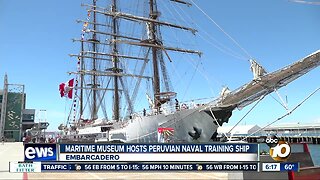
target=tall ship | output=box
[58,0,320,143]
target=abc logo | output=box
[265,135,279,147]
[24,144,56,161]
[265,135,291,161]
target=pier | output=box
[242,136,320,144]
[217,123,320,144]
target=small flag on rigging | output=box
[59,79,74,99]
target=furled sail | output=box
[215,50,320,109]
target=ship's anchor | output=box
[188,127,202,140]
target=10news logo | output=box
[265,135,291,162]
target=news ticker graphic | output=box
[58,144,258,162]
[262,163,299,172]
[9,162,259,172]
[10,161,300,173]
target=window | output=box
[22,114,35,122]
[110,133,126,141]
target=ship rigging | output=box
[58,0,320,143]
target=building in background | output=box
[22,109,36,134]
[217,125,263,137]
[264,123,320,136]
[0,74,37,141]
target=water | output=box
[308,144,320,166]
[259,143,320,166]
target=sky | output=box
[0,0,320,131]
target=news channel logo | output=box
[264,135,291,162]
[24,144,57,161]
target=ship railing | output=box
[79,119,113,128]
[133,97,216,117]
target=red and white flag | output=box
[59,79,74,99]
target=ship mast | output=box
[91,0,98,119]
[111,0,120,121]
[69,0,201,120]
[149,0,161,111]
[80,36,84,118]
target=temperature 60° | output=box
[284,164,294,170]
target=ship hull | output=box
[85,107,233,143]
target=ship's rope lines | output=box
[269,93,289,111]
[241,86,320,141]
[162,2,222,100]
[274,89,289,110]
[162,32,222,101]
[97,78,111,120]
[162,42,219,102]
[161,2,199,97]
[64,98,69,125]
[157,25,199,101]
[189,55,221,96]
[97,92,108,120]
[227,93,267,140]
[177,7,247,61]
[77,5,100,120]
[164,1,218,100]
[189,0,253,61]
[84,34,94,118]
[158,26,175,94]
[123,1,149,114]
[116,0,143,118]
[180,53,220,101]
[104,9,113,119]
[181,58,200,99]
[160,2,194,87]
[123,51,149,117]
[83,86,93,119]
[168,2,247,61]
[66,98,74,125]
[97,13,112,120]
[87,11,106,119]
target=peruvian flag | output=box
[59,79,74,99]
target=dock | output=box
[216,123,320,144]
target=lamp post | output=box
[39,109,47,139]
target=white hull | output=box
[77,107,233,143]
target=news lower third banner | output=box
[9,162,259,172]
[58,144,259,162]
